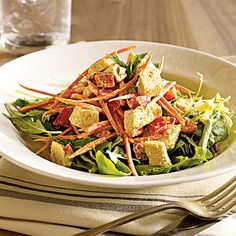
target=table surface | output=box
[1,0,236,65]
[0,1,236,235]
[71,0,236,57]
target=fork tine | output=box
[202,182,236,207]
[209,192,236,213]
[201,175,236,201]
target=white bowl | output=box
[0,40,235,188]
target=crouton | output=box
[69,106,99,128]
[143,141,171,166]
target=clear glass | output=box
[0,0,71,55]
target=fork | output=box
[75,175,236,236]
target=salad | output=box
[4,46,233,177]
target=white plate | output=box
[0,40,235,188]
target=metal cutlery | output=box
[75,175,236,236]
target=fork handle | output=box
[75,203,181,236]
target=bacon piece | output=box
[53,107,73,127]
[147,116,167,136]
[181,119,198,133]
[127,96,151,109]
[95,73,115,88]
[163,87,177,101]
[63,144,73,154]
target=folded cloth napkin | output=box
[0,156,235,236]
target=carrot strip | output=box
[116,107,124,121]
[123,134,138,176]
[140,54,151,71]
[61,127,73,136]
[68,77,137,103]
[104,45,136,59]
[68,133,117,158]
[99,100,120,135]
[54,97,102,112]
[19,83,56,97]
[83,120,110,132]
[158,97,185,124]
[147,81,176,108]
[18,98,55,113]
[71,124,80,135]
[70,94,101,107]
[77,124,112,139]
[108,94,137,102]
[174,84,195,94]
[113,112,125,135]
[35,141,52,155]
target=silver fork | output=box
[75,175,236,236]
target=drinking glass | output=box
[0,0,71,55]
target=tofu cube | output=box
[104,64,127,82]
[69,106,99,128]
[159,124,181,150]
[87,58,110,78]
[50,141,72,167]
[143,141,171,166]
[124,103,162,132]
[137,60,163,96]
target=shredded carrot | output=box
[99,100,120,135]
[113,112,125,135]
[174,84,195,94]
[147,81,176,108]
[140,54,151,71]
[70,94,101,107]
[158,97,185,124]
[18,98,55,113]
[19,83,56,97]
[116,107,124,121]
[108,94,137,102]
[54,97,102,112]
[68,133,117,159]
[77,124,112,139]
[104,45,136,59]
[83,120,110,132]
[35,141,52,155]
[71,124,80,135]
[123,134,138,176]
[67,77,137,103]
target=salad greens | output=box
[3,46,233,177]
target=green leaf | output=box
[136,146,212,176]
[126,53,148,78]
[96,151,129,176]
[10,117,61,135]
[110,55,127,68]
[106,150,131,174]
[72,155,97,173]
[54,137,96,151]
[96,141,113,152]
[111,135,123,149]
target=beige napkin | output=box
[0,47,236,236]
[0,156,235,236]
